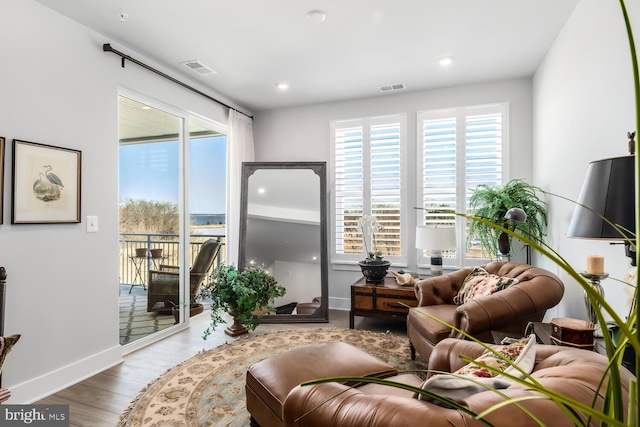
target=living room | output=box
[0,0,638,422]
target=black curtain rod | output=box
[103,43,252,120]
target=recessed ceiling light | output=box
[276,82,290,91]
[258,187,266,194]
[438,56,454,66]
[141,105,151,110]
[306,10,327,23]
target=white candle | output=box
[586,255,605,275]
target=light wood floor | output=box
[35,310,408,427]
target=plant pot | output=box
[358,260,391,284]
[150,248,163,259]
[225,305,248,337]
[498,231,510,255]
[135,247,148,258]
[171,303,204,324]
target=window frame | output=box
[330,113,408,267]
[416,103,509,269]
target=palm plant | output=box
[468,179,547,259]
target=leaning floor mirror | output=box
[239,161,329,323]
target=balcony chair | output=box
[407,262,564,361]
[147,239,221,312]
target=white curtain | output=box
[226,109,255,266]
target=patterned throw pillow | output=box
[453,267,519,305]
[0,334,20,373]
[417,335,536,404]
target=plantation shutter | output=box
[417,104,508,266]
[332,114,406,265]
[333,119,365,257]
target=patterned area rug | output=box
[119,292,175,345]
[117,328,426,426]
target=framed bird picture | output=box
[12,139,81,224]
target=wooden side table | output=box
[350,276,418,328]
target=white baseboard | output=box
[6,345,123,404]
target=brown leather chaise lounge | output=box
[407,262,565,360]
[282,338,634,426]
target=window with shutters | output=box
[331,114,406,266]
[417,103,508,267]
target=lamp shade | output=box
[505,207,527,223]
[416,226,457,249]
[567,155,635,240]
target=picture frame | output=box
[12,139,81,224]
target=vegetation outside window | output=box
[417,103,509,268]
[331,114,407,266]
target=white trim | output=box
[7,345,123,404]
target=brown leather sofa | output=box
[407,262,564,361]
[283,338,633,426]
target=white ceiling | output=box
[35,0,579,113]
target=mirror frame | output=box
[239,161,329,323]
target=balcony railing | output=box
[119,232,226,287]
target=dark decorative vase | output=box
[225,305,248,337]
[498,231,511,255]
[358,260,391,284]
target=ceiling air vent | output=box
[379,83,406,93]
[181,60,217,76]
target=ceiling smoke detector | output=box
[379,83,406,93]
[181,60,217,76]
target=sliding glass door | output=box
[118,95,227,346]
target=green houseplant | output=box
[199,263,286,339]
[468,178,548,259]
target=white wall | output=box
[253,79,534,307]
[533,0,639,321]
[1,0,238,403]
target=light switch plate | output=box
[87,215,98,232]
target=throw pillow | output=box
[0,334,21,373]
[453,267,519,305]
[417,334,536,405]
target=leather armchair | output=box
[283,338,633,427]
[407,262,564,361]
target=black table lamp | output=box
[567,154,636,265]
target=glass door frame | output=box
[119,88,228,351]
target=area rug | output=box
[117,328,426,426]
[119,292,175,345]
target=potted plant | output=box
[199,263,286,339]
[357,215,391,283]
[468,178,547,259]
[169,299,204,325]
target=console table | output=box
[350,276,418,328]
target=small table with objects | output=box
[127,254,168,293]
[350,275,419,329]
